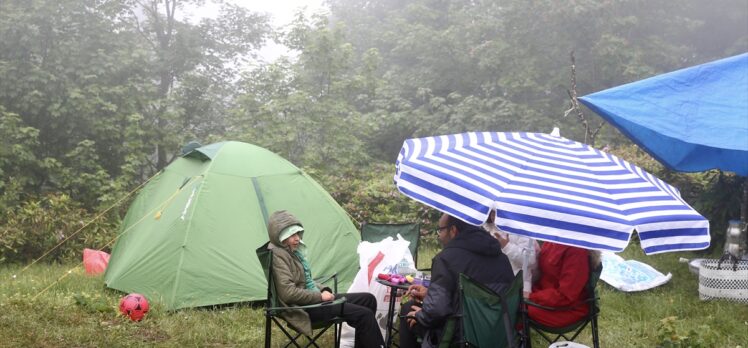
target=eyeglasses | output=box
[433,223,454,235]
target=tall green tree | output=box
[120,0,271,171]
[0,0,152,207]
[230,13,371,171]
[326,0,748,154]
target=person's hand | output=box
[407,284,428,302]
[406,305,421,328]
[321,290,334,302]
[492,231,509,248]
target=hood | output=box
[267,210,304,248]
[445,225,501,256]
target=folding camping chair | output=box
[256,242,346,348]
[523,260,603,348]
[438,271,525,348]
[360,222,421,266]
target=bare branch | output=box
[127,5,157,51]
[567,51,603,146]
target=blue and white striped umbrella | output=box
[394,132,710,254]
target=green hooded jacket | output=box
[266,210,326,336]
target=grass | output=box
[1,239,747,347]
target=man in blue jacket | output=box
[399,213,515,347]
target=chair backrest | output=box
[361,222,420,264]
[255,242,280,310]
[459,271,523,348]
[588,261,603,312]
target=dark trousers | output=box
[399,300,427,348]
[306,292,384,348]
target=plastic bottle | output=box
[397,257,410,275]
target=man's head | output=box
[436,213,469,247]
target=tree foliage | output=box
[0,0,746,261]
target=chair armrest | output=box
[523,297,596,312]
[314,273,339,293]
[267,297,346,312]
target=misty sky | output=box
[184,0,327,61]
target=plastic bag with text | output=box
[340,235,414,348]
[600,252,671,292]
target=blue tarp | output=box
[580,53,748,176]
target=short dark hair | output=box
[445,214,471,233]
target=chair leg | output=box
[334,322,341,348]
[521,303,532,348]
[265,315,272,348]
[591,316,600,348]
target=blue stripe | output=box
[468,142,647,186]
[500,225,623,252]
[498,197,631,226]
[424,143,659,196]
[505,133,599,160]
[399,166,495,201]
[476,136,621,173]
[632,214,707,224]
[402,151,509,193]
[398,172,487,211]
[497,209,631,240]
[501,135,621,168]
[421,139,666,195]
[638,228,709,239]
[397,186,486,225]
[500,185,682,213]
[642,242,710,254]
[623,204,704,215]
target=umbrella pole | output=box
[743,177,747,224]
[742,178,747,258]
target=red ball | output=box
[119,293,149,321]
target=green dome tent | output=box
[104,141,360,310]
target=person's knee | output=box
[360,293,377,310]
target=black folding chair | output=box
[437,271,525,348]
[523,260,603,348]
[256,242,346,348]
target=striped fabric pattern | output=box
[394,132,710,255]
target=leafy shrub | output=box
[0,193,118,263]
[310,162,443,249]
[656,316,714,348]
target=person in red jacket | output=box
[527,242,593,328]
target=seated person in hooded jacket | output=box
[399,213,515,348]
[267,210,384,348]
[527,241,600,328]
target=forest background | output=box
[1,0,747,264]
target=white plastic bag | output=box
[340,234,415,348]
[600,252,671,292]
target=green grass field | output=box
[1,242,746,347]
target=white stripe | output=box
[433,143,657,193]
[398,162,498,204]
[498,218,630,251]
[626,209,706,221]
[496,201,632,232]
[636,220,710,231]
[639,234,711,249]
[396,177,488,222]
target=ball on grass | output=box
[119,293,149,321]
